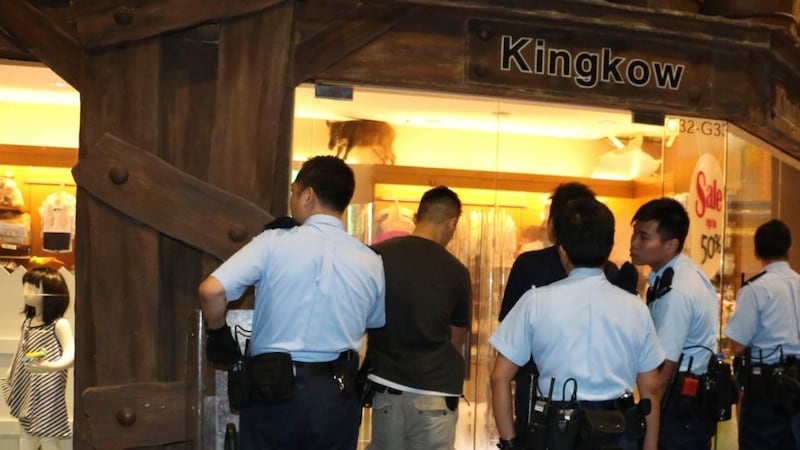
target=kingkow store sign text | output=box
[500,35,686,90]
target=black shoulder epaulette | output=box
[263,216,299,231]
[646,267,674,305]
[743,271,766,287]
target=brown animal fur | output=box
[326,120,396,165]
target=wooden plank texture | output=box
[75,41,163,447]
[157,28,218,398]
[294,2,419,84]
[83,382,187,449]
[72,0,285,48]
[0,33,35,61]
[210,4,294,215]
[314,7,755,129]
[0,0,82,88]
[73,134,273,261]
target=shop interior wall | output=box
[0,102,79,149]
[293,116,648,261]
[0,164,76,270]
[0,94,77,449]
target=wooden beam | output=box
[293,3,419,84]
[0,32,35,61]
[72,134,274,261]
[72,0,286,49]
[210,4,295,215]
[0,0,82,89]
[83,381,187,449]
[370,0,773,49]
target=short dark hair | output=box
[755,219,791,260]
[632,197,690,252]
[416,186,461,224]
[22,266,69,325]
[549,182,596,223]
[553,197,615,267]
[294,156,355,212]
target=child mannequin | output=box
[2,267,74,450]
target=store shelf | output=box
[366,164,642,198]
[0,144,77,168]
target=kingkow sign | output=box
[500,35,686,90]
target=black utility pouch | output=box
[525,399,551,450]
[581,409,625,449]
[622,398,650,441]
[777,360,800,414]
[356,359,374,406]
[227,358,249,410]
[547,405,581,450]
[700,358,737,421]
[247,352,294,403]
[772,368,800,415]
[359,378,376,407]
[747,364,771,400]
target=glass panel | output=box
[661,115,727,321]
[722,129,773,339]
[288,84,800,449]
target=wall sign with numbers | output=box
[688,152,725,278]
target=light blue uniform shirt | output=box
[490,268,664,401]
[212,214,386,362]
[648,254,718,374]
[723,261,800,364]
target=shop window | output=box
[289,84,800,449]
[293,83,679,449]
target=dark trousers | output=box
[658,411,716,450]
[739,396,796,450]
[238,373,361,450]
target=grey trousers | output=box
[368,390,458,450]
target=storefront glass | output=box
[292,84,800,450]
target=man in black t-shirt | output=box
[366,186,471,450]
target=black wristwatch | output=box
[497,436,520,449]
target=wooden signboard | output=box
[466,18,712,108]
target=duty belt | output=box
[292,360,335,377]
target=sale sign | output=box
[687,152,725,278]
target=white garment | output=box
[39,192,76,235]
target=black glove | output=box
[264,216,298,230]
[614,261,639,295]
[206,324,242,365]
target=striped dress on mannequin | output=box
[2,318,71,437]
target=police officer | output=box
[491,197,664,450]
[199,156,386,450]
[629,197,718,450]
[498,182,638,439]
[723,219,800,450]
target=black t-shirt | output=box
[367,235,471,394]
